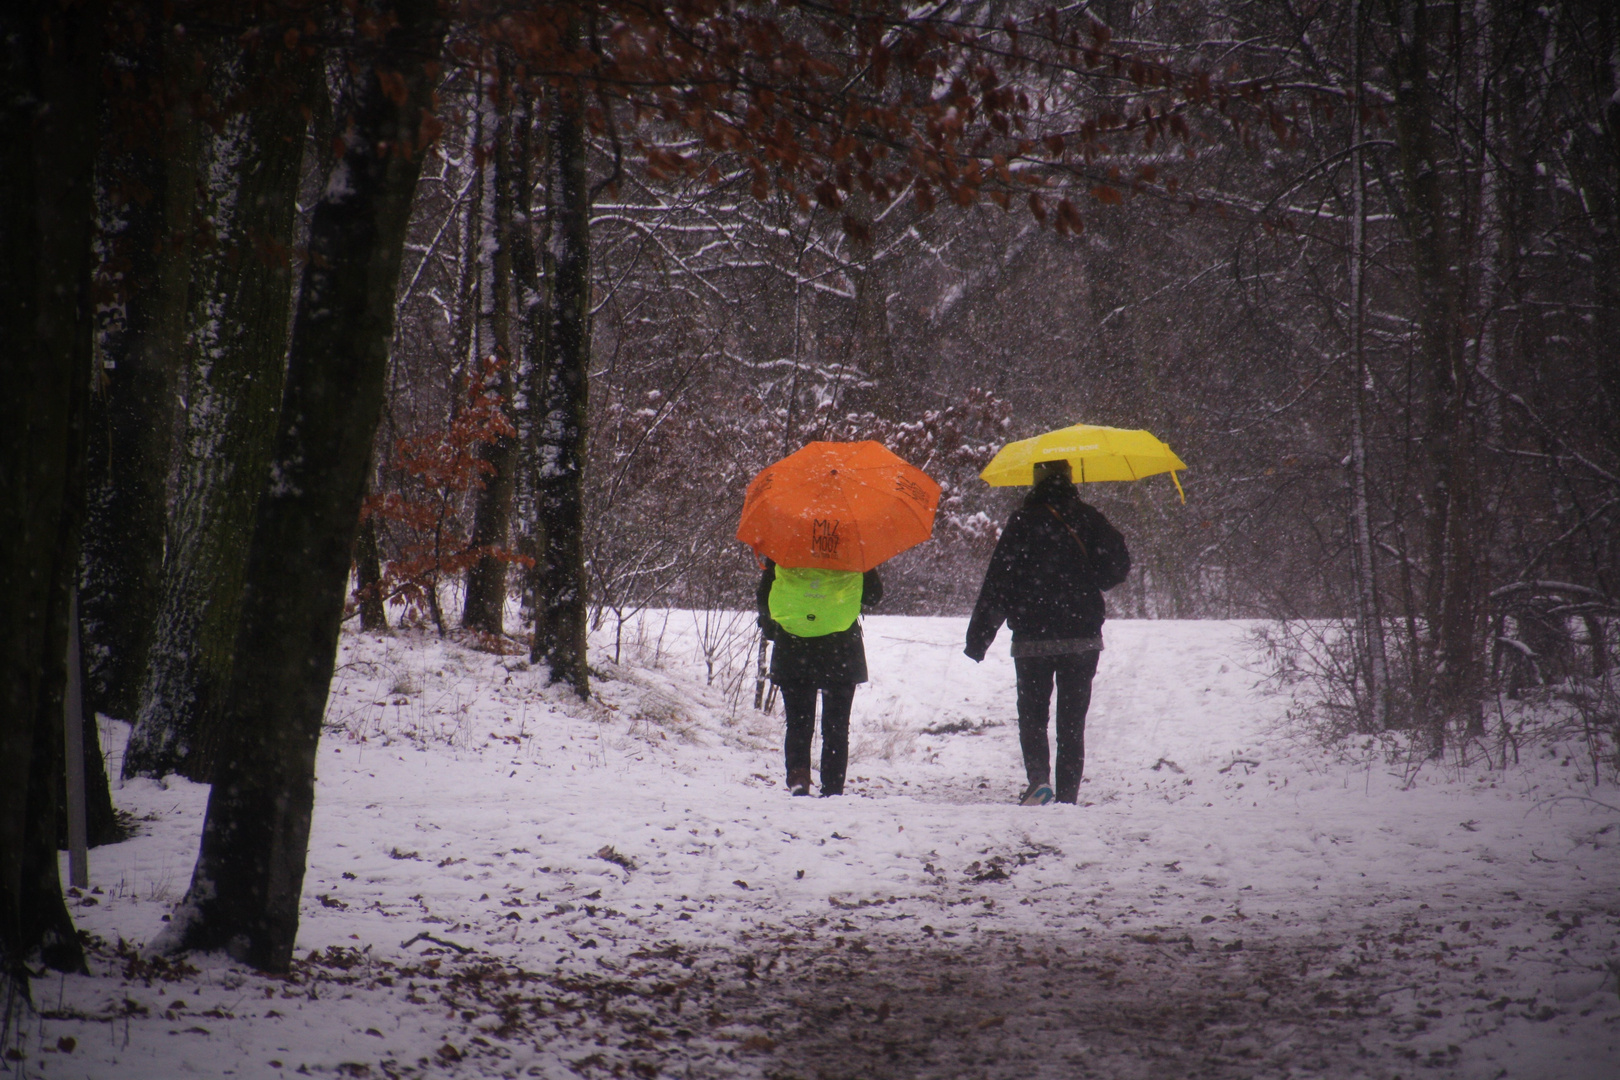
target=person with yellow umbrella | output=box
[965,424,1185,806]
[738,441,940,797]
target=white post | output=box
[64,587,89,888]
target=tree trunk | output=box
[842,194,898,418]
[528,80,592,696]
[1386,0,1483,746]
[448,77,484,398]
[0,0,101,983]
[462,372,519,634]
[463,71,520,636]
[1347,0,1390,733]
[78,709,122,849]
[1592,3,1620,476]
[125,35,315,783]
[354,505,389,633]
[78,12,201,846]
[80,9,192,726]
[156,1,446,974]
[512,85,549,637]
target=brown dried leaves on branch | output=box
[454,2,1249,234]
[359,357,532,633]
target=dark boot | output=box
[787,768,812,796]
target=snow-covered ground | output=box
[25,614,1620,1079]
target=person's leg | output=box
[779,681,817,791]
[1052,651,1100,803]
[817,683,856,795]
[1014,656,1058,789]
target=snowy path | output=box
[31,617,1620,1079]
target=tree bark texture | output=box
[529,83,592,696]
[158,1,447,973]
[125,37,315,783]
[448,77,484,395]
[0,0,102,982]
[79,11,194,727]
[513,86,549,634]
[463,74,521,636]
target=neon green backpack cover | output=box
[768,567,863,638]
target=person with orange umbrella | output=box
[739,441,939,797]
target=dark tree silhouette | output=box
[1,0,102,985]
[157,0,448,972]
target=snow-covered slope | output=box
[30,615,1620,1079]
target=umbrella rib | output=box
[833,473,860,567]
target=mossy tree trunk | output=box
[80,10,195,730]
[124,31,316,783]
[158,0,446,974]
[75,9,203,848]
[528,79,591,696]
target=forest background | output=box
[4,0,1616,991]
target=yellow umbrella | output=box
[980,423,1188,502]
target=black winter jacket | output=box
[964,478,1130,662]
[757,561,883,686]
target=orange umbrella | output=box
[737,441,941,572]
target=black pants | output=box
[1014,651,1099,804]
[779,681,856,795]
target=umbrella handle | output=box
[1171,470,1186,504]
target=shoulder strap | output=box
[1045,503,1090,561]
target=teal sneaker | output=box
[1019,784,1055,806]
